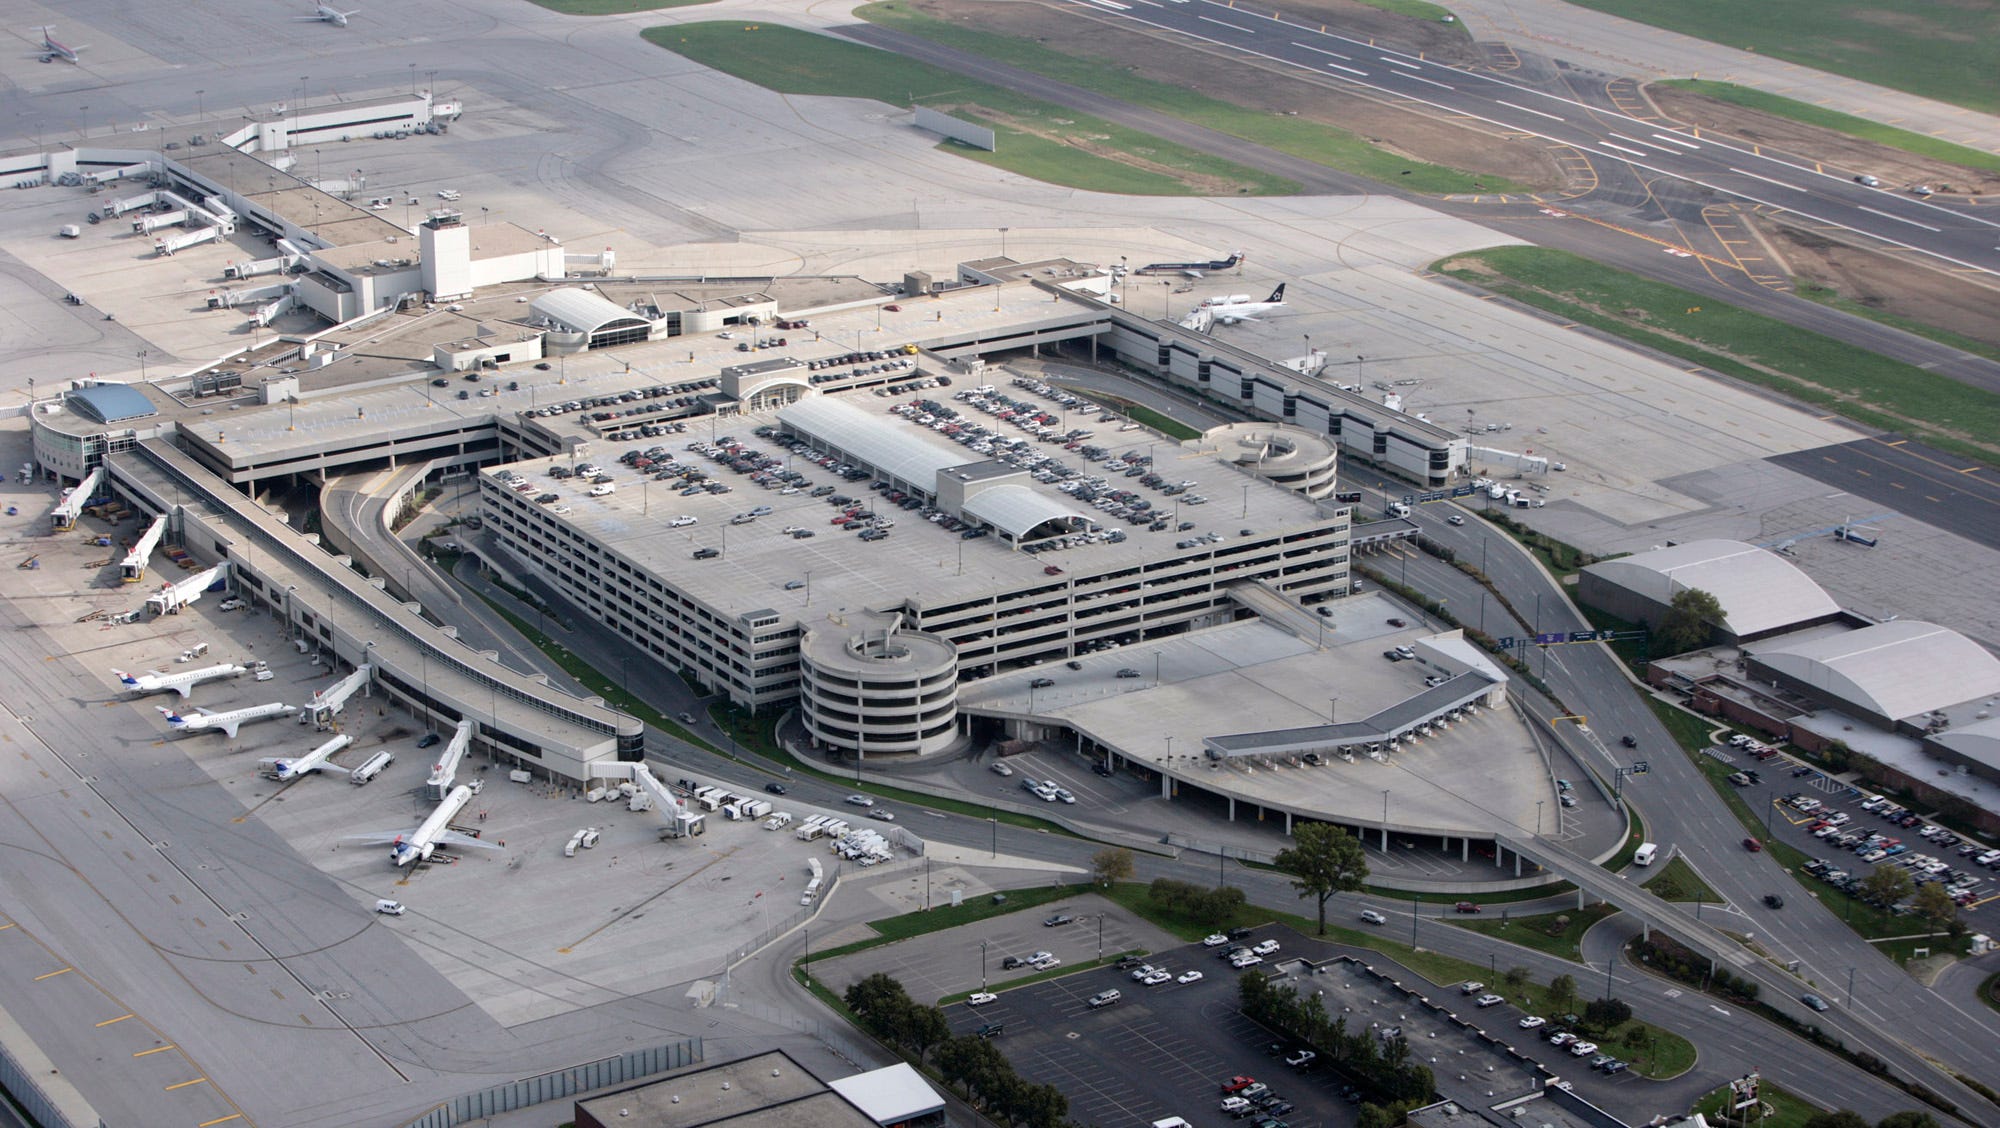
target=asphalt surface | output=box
[1768,437,2000,553]
[1046,0,2000,275]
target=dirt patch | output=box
[1647,86,2000,199]
[1758,219,2000,349]
[907,0,1566,190]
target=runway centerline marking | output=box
[1651,132,1701,149]
[1727,167,1807,192]
[1495,100,1563,122]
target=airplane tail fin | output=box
[156,705,185,726]
[114,669,139,686]
[1267,284,1285,304]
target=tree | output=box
[1910,882,1957,940]
[1875,1112,1940,1128]
[1800,1112,1869,1128]
[1657,587,1723,655]
[844,972,908,1022]
[1860,864,1914,908]
[1547,974,1577,1015]
[1192,885,1247,927]
[1274,822,1369,935]
[1583,996,1632,1032]
[903,1004,950,1063]
[1091,847,1134,887]
[1502,966,1531,994]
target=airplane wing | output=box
[343,829,416,845]
[216,719,242,738]
[174,683,198,698]
[437,830,502,851]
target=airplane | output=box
[35,26,84,63]
[346,784,500,867]
[114,664,247,699]
[259,733,354,782]
[296,4,360,26]
[156,702,297,739]
[1134,251,1243,277]
[1209,284,1286,325]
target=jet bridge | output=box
[145,561,228,615]
[604,762,705,839]
[306,662,373,729]
[120,514,169,583]
[424,719,475,800]
[49,468,104,530]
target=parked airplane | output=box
[1209,284,1286,325]
[35,26,84,63]
[156,702,297,738]
[115,664,247,699]
[259,733,354,782]
[1134,251,1243,277]
[347,784,499,866]
[296,4,360,25]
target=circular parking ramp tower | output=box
[800,615,959,758]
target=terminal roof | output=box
[67,384,159,424]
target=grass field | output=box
[1690,1079,1823,1128]
[1797,282,2000,365]
[1569,0,2000,115]
[531,0,712,12]
[1434,246,2000,465]
[1659,81,2000,171]
[1643,856,1720,905]
[644,23,1299,196]
[856,2,1522,195]
[1450,903,1619,961]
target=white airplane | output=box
[346,785,499,867]
[296,4,359,26]
[259,733,354,782]
[115,664,247,699]
[35,26,84,63]
[1209,284,1286,325]
[156,702,297,739]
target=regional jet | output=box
[346,785,500,866]
[156,702,297,739]
[115,664,247,699]
[296,4,360,26]
[1209,284,1286,325]
[259,734,354,782]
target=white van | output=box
[1633,842,1659,866]
[349,750,393,785]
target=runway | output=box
[1054,0,2000,276]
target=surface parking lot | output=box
[941,926,1362,1128]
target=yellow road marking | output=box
[96,1014,135,1028]
[199,1116,244,1127]
[34,967,72,981]
[165,1077,208,1091]
[134,1045,176,1058]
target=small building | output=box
[572,1050,881,1128]
[825,1063,946,1128]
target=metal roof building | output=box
[778,395,966,495]
[65,384,159,424]
[959,484,1086,541]
[1747,620,2000,725]
[1578,538,1843,644]
[531,288,655,349]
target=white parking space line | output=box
[1288,40,1350,60]
[1725,166,1807,192]
[1495,99,1564,122]
[1858,205,1942,232]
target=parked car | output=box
[966,992,998,1007]
[1089,989,1121,1008]
[1454,901,1482,914]
[1177,970,1205,985]
[1519,1016,1547,1030]
[1043,914,1073,927]
[416,733,441,749]
[1475,994,1505,1008]
[1204,933,1231,947]
[1284,1049,1316,1067]
[1743,837,1762,852]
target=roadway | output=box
[1053,0,2000,276]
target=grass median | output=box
[645,23,1299,196]
[1659,81,2000,171]
[857,2,1516,195]
[529,0,712,12]
[1571,2,2000,114]
[1449,904,1619,962]
[1435,246,2000,466]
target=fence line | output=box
[401,1038,703,1128]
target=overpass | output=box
[1497,833,1993,1119]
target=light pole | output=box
[999,226,1010,259]
[1328,697,1339,723]
[1381,789,1390,851]
[195,89,204,132]
[989,817,997,858]
[1536,800,1544,835]
[981,940,988,991]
